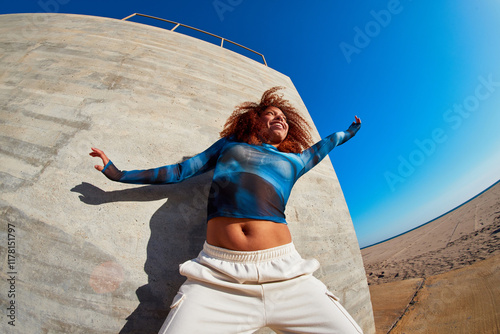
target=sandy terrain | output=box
[369,255,500,334]
[362,181,500,285]
[362,180,500,333]
[368,278,423,333]
[390,254,500,334]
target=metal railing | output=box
[122,13,267,66]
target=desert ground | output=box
[362,180,500,334]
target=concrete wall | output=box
[0,13,374,333]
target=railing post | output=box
[122,13,137,21]
[121,13,267,66]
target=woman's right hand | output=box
[89,147,110,172]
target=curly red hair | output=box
[220,87,313,153]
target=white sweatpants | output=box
[158,242,363,334]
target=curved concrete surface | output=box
[0,13,374,333]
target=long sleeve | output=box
[101,137,227,184]
[297,122,360,178]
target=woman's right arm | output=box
[89,138,227,185]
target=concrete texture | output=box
[0,13,375,333]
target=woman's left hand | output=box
[347,116,361,135]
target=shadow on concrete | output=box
[72,174,212,333]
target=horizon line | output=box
[361,178,500,249]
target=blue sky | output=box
[2,1,500,247]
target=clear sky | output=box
[2,0,499,247]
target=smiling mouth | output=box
[270,122,285,129]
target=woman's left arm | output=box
[297,116,361,177]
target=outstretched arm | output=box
[298,116,361,177]
[89,137,227,184]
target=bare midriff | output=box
[206,216,292,251]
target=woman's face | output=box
[258,106,289,147]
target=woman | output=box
[90,87,363,333]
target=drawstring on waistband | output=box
[202,242,297,263]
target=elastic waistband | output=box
[202,242,297,263]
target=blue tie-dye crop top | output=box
[101,124,360,224]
